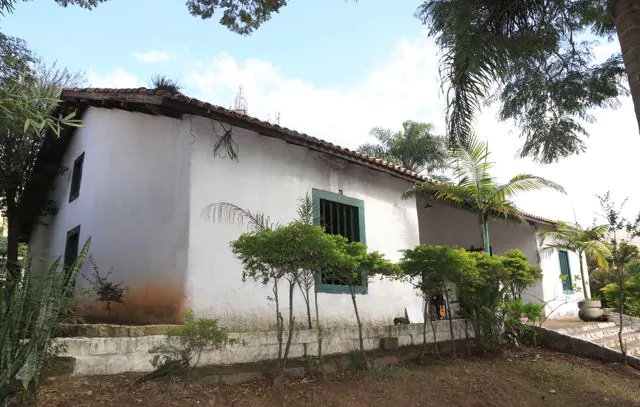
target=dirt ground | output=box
[33,347,640,407]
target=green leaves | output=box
[538,221,611,269]
[404,136,564,232]
[1,238,91,402]
[357,120,450,176]
[419,0,627,162]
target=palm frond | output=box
[491,174,565,202]
[402,181,473,207]
[356,143,395,164]
[485,201,523,223]
[583,240,611,270]
[449,136,493,205]
[201,202,275,231]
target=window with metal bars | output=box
[312,188,367,294]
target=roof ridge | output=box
[59,87,557,226]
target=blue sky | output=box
[3,0,423,87]
[4,1,640,224]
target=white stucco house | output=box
[21,88,587,329]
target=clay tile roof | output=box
[60,87,431,184]
[54,87,557,227]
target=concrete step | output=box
[609,338,640,356]
[570,325,635,342]
[594,330,640,348]
[554,322,616,336]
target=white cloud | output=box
[133,50,174,64]
[186,38,445,148]
[88,68,144,88]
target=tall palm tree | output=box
[403,136,566,253]
[418,1,639,163]
[538,223,611,297]
[357,121,449,179]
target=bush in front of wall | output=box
[139,309,228,383]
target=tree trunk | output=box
[422,295,428,353]
[304,285,312,329]
[314,288,322,358]
[612,0,640,133]
[443,283,456,358]
[282,279,296,370]
[273,280,283,362]
[350,286,369,369]
[578,252,589,298]
[5,189,20,281]
[619,264,626,362]
[479,214,490,254]
[427,297,440,358]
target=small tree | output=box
[456,251,506,352]
[597,192,640,361]
[84,256,128,317]
[231,220,338,371]
[323,239,400,369]
[501,249,543,301]
[399,245,473,358]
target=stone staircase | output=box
[553,321,640,357]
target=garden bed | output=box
[34,346,640,406]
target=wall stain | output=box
[79,283,184,324]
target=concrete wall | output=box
[416,199,584,318]
[185,116,422,331]
[53,320,468,376]
[29,108,192,323]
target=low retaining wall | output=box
[611,312,640,330]
[53,320,470,376]
[534,326,640,369]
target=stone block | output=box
[380,337,399,350]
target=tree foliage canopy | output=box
[417,0,628,163]
[357,121,449,177]
[403,136,565,251]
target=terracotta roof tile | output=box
[60,87,557,226]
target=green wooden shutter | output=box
[558,250,572,293]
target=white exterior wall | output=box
[185,116,422,331]
[416,199,585,318]
[537,243,588,319]
[29,108,192,323]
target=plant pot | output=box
[578,300,603,322]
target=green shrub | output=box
[1,238,91,403]
[143,308,228,383]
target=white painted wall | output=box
[416,199,585,318]
[537,243,587,319]
[184,116,422,331]
[29,108,192,323]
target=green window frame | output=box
[69,152,85,202]
[64,225,81,269]
[558,250,573,294]
[312,188,367,294]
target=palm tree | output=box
[357,121,449,179]
[538,223,611,297]
[403,136,566,253]
[418,1,639,162]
